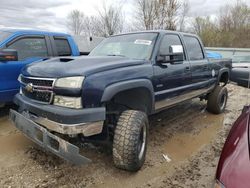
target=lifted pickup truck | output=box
[10,30,230,171]
[0,29,80,107]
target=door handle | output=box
[185,66,191,72]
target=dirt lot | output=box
[0,84,248,188]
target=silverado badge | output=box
[25,83,34,93]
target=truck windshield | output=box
[0,31,12,42]
[89,33,158,60]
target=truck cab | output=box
[0,29,80,106]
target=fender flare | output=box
[101,79,155,113]
[217,67,229,85]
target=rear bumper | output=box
[10,109,91,165]
[14,94,106,135]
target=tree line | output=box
[67,0,250,48]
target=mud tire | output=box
[113,110,148,172]
[207,86,228,114]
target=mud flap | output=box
[9,109,91,165]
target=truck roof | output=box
[110,30,198,38]
[0,28,70,37]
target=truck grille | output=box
[20,75,55,104]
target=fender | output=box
[217,67,230,86]
[101,79,155,113]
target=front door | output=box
[0,35,49,102]
[153,34,192,110]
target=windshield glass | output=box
[0,31,12,42]
[89,33,158,60]
[232,55,250,63]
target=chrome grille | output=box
[20,75,55,104]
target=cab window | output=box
[184,36,204,60]
[54,37,72,56]
[6,37,48,60]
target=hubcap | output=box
[220,93,226,110]
[138,123,146,160]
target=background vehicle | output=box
[230,55,250,87]
[0,29,80,107]
[10,30,230,171]
[215,105,250,188]
[206,51,222,59]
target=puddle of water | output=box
[162,114,224,161]
[92,114,224,188]
[0,117,34,154]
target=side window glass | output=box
[159,34,183,55]
[184,36,204,60]
[54,37,72,56]
[7,37,48,60]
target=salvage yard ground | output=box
[0,83,248,188]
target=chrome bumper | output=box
[21,111,104,136]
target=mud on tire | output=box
[207,86,228,114]
[113,110,149,172]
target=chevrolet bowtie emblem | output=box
[25,83,34,93]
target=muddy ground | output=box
[0,84,249,188]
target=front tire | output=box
[207,86,228,114]
[113,110,148,172]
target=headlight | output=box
[55,76,84,89]
[54,95,82,109]
[214,180,225,188]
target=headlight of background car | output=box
[55,76,84,89]
[54,95,82,109]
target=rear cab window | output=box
[183,36,204,61]
[54,37,72,56]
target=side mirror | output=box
[0,49,18,62]
[157,45,184,64]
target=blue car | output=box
[0,29,80,106]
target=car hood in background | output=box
[22,56,147,78]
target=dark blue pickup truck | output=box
[10,30,230,171]
[0,29,80,107]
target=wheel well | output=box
[219,72,229,86]
[108,87,153,114]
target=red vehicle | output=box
[215,105,250,188]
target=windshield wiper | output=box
[107,54,126,57]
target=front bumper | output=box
[10,109,91,165]
[14,94,106,135]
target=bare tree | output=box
[179,0,190,31]
[97,2,124,37]
[135,0,156,30]
[134,0,181,30]
[67,10,85,35]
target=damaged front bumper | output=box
[10,109,91,165]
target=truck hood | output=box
[22,56,147,78]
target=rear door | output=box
[153,33,192,110]
[183,35,214,89]
[0,35,50,102]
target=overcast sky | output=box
[0,0,249,33]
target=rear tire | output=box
[207,86,228,114]
[113,110,148,172]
